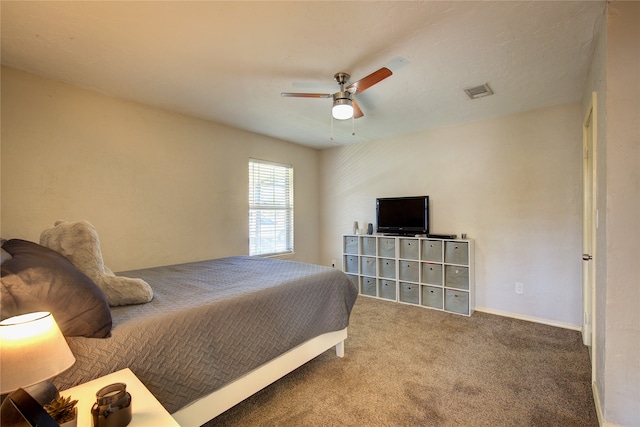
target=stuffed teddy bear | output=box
[40,220,153,306]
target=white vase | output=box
[59,408,77,427]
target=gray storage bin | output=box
[399,238,419,260]
[399,282,420,304]
[360,237,376,256]
[421,286,443,309]
[360,256,376,277]
[378,279,396,301]
[361,277,377,297]
[378,237,396,258]
[421,263,443,285]
[344,236,358,254]
[444,265,469,290]
[398,260,419,282]
[445,241,469,265]
[445,289,470,315]
[378,258,396,279]
[344,255,358,274]
[421,239,442,262]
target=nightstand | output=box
[60,368,180,427]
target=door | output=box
[582,92,597,350]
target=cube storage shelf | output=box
[343,235,474,316]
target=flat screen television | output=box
[376,196,429,236]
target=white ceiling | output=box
[1,1,605,149]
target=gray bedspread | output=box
[52,256,358,414]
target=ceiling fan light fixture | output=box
[332,92,353,120]
[332,100,353,120]
[282,67,393,124]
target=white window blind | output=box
[249,159,294,256]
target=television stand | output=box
[342,234,474,316]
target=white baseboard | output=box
[474,306,582,331]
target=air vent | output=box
[464,83,493,99]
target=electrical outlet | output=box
[331,259,336,268]
[515,282,524,294]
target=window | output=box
[249,159,294,256]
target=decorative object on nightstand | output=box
[0,311,77,427]
[45,395,78,427]
[91,383,132,427]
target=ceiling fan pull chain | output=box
[330,113,334,141]
[352,115,356,136]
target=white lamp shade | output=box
[332,100,354,120]
[0,312,76,393]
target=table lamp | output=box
[1,311,76,395]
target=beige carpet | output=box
[205,297,598,426]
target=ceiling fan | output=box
[281,67,393,120]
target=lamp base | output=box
[23,381,59,406]
[0,385,59,427]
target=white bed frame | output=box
[172,327,348,427]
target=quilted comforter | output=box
[52,256,358,414]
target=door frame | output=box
[582,92,597,374]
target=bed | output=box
[1,241,358,427]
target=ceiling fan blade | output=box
[353,99,364,118]
[347,67,393,94]
[280,92,332,98]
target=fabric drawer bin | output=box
[421,286,443,309]
[378,279,396,301]
[444,265,469,290]
[360,256,376,277]
[399,239,419,260]
[378,237,396,258]
[360,237,376,256]
[421,263,443,285]
[344,255,358,274]
[378,258,396,279]
[421,239,442,262]
[361,277,377,297]
[346,274,359,288]
[445,289,470,315]
[344,236,358,254]
[398,261,419,282]
[445,241,469,265]
[399,282,420,304]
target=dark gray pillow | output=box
[1,239,112,338]
[1,248,11,264]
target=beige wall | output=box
[320,102,583,328]
[1,67,321,271]
[603,3,640,424]
[582,2,640,425]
